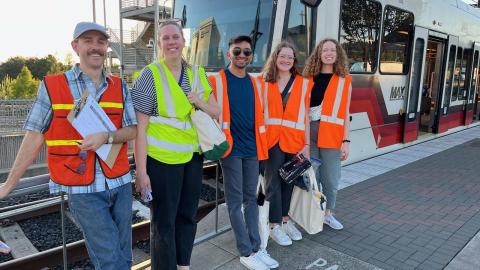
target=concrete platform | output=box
[188,125,480,270]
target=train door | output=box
[467,43,480,122]
[436,35,459,133]
[419,34,446,134]
[403,27,428,143]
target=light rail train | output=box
[170,0,480,162]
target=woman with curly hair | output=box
[303,38,352,230]
[261,41,312,246]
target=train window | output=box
[379,6,414,74]
[339,0,382,73]
[458,49,471,101]
[470,51,479,102]
[452,47,463,102]
[407,38,425,118]
[284,0,313,67]
[173,0,274,71]
[443,45,456,109]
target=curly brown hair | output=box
[261,41,300,83]
[303,38,349,78]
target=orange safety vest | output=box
[208,69,268,160]
[43,74,130,186]
[262,75,312,154]
[317,74,352,149]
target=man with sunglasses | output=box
[209,36,278,270]
[0,22,137,270]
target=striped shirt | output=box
[131,64,211,116]
[23,64,137,194]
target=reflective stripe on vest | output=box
[251,76,266,134]
[45,139,82,146]
[153,62,177,118]
[149,116,192,130]
[320,77,346,126]
[51,102,123,111]
[147,135,196,152]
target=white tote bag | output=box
[190,66,229,160]
[288,167,326,234]
[257,174,270,249]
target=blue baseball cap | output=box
[73,22,110,39]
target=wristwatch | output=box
[107,132,115,144]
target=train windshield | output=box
[173,0,274,71]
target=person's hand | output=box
[187,92,202,107]
[79,132,108,151]
[300,144,310,160]
[341,142,350,161]
[0,183,14,199]
[135,171,152,197]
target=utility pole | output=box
[103,0,107,27]
[92,0,96,22]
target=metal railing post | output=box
[60,192,68,270]
[215,161,219,233]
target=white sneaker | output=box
[270,224,292,246]
[282,221,302,241]
[256,249,279,269]
[324,214,344,230]
[240,253,269,270]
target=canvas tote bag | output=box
[190,66,229,160]
[288,167,326,234]
[257,174,270,249]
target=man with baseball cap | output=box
[0,22,137,270]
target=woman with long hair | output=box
[303,38,352,230]
[261,41,312,245]
[131,20,220,270]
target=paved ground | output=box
[187,124,480,270]
[308,138,480,270]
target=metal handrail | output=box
[121,0,155,9]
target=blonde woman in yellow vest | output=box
[131,20,219,270]
[304,38,352,231]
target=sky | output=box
[0,0,477,64]
[0,0,133,63]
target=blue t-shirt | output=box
[225,68,257,157]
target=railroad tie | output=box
[0,223,39,258]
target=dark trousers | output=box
[147,154,203,270]
[264,144,294,224]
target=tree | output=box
[0,55,70,82]
[0,56,26,82]
[10,66,40,99]
[0,75,15,99]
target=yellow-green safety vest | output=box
[146,60,211,164]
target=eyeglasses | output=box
[64,150,87,175]
[278,54,295,61]
[232,47,253,57]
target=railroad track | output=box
[0,159,226,270]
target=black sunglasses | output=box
[232,47,253,57]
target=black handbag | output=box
[279,153,312,185]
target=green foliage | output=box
[0,75,15,99]
[0,56,26,82]
[0,55,70,82]
[10,66,40,99]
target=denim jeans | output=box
[310,120,341,210]
[220,155,261,257]
[68,183,132,270]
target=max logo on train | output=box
[390,86,406,100]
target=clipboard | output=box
[67,91,122,169]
